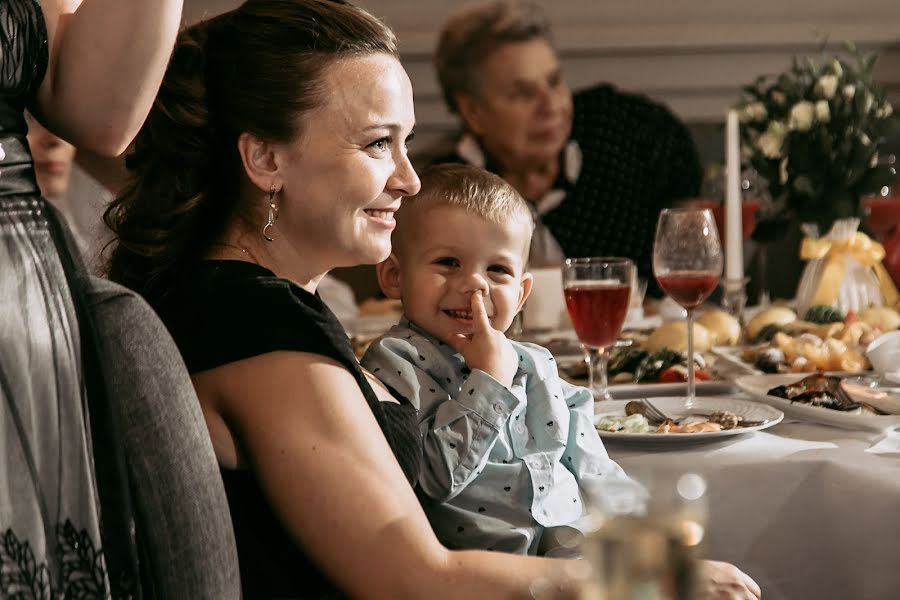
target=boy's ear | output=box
[376,254,403,299]
[516,271,534,313]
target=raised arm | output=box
[36,0,183,156]
[201,351,576,600]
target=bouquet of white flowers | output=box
[736,46,897,239]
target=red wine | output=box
[564,282,630,348]
[656,271,720,309]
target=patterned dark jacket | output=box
[431,83,702,295]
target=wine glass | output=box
[562,257,634,402]
[578,471,708,600]
[653,209,723,406]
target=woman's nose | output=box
[389,150,421,197]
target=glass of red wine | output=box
[653,209,723,406]
[563,257,634,402]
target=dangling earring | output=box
[263,183,278,242]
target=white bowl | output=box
[866,330,900,375]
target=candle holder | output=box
[721,277,750,324]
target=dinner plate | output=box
[735,373,900,432]
[593,396,783,442]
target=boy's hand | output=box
[446,290,519,388]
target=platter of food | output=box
[593,397,783,442]
[735,373,900,432]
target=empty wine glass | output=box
[563,257,634,402]
[653,209,723,406]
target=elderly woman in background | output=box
[431,0,702,287]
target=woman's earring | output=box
[263,183,278,242]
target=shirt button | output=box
[493,403,504,413]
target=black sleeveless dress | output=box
[0,1,140,597]
[158,260,422,599]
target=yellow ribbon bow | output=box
[800,231,900,308]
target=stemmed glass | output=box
[562,257,634,402]
[653,209,723,406]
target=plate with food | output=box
[735,373,900,432]
[554,309,744,396]
[593,397,783,442]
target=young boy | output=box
[361,164,630,557]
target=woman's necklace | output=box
[210,242,259,264]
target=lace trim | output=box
[0,520,110,599]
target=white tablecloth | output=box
[604,417,900,600]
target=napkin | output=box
[865,427,900,455]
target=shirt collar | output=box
[454,133,582,216]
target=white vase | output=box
[795,218,884,315]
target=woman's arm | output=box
[205,351,576,600]
[37,0,183,156]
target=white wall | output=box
[185,0,900,148]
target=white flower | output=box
[788,101,815,131]
[815,100,831,123]
[779,158,789,184]
[756,121,786,159]
[842,85,856,100]
[815,75,838,99]
[739,102,768,123]
[863,92,874,114]
[771,91,786,106]
[860,133,872,146]
[870,152,879,168]
[875,103,894,119]
[830,59,843,79]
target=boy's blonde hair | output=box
[394,163,534,255]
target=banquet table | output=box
[601,411,900,600]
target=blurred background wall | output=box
[186,0,900,163]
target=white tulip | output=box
[815,75,838,99]
[831,59,843,79]
[756,121,786,159]
[842,85,856,100]
[740,102,768,123]
[788,101,815,131]
[860,133,872,146]
[870,152,879,168]
[815,100,831,123]
[863,92,874,114]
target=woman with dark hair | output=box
[106,1,759,598]
[0,0,182,597]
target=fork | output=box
[636,399,770,428]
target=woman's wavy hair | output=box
[105,0,397,303]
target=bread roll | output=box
[644,321,714,353]
[696,309,741,346]
[859,306,900,331]
[745,307,798,341]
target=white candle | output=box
[724,109,743,281]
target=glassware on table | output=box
[563,257,634,402]
[578,471,708,600]
[653,208,723,406]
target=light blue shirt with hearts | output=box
[361,318,628,556]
